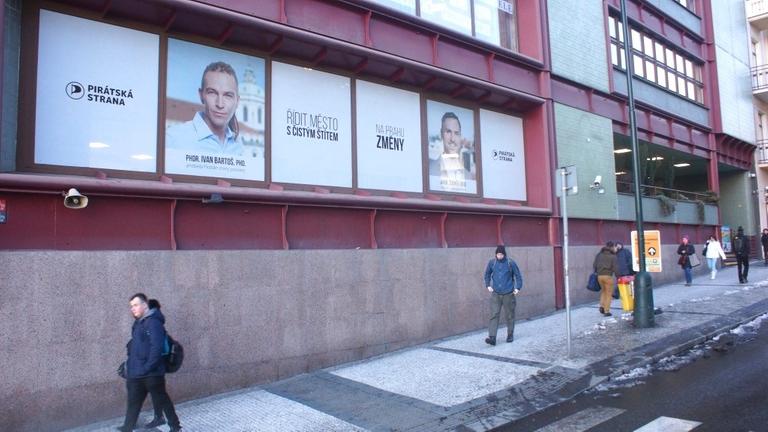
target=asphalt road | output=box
[497,314,768,432]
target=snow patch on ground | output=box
[592,365,652,392]
[723,313,768,337]
[687,296,715,303]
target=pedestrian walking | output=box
[118,293,181,432]
[139,298,169,429]
[593,241,617,317]
[613,241,634,298]
[761,228,768,265]
[483,245,523,345]
[677,235,695,286]
[734,226,750,283]
[703,234,726,280]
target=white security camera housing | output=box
[591,175,602,188]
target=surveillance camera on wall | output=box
[63,188,88,209]
[591,175,602,189]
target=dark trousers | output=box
[488,292,516,339]
[122,375,180,430]
[736,254,749,282]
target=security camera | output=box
[590,175,602,189]
[63,188,88,209]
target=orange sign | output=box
[631,230,662,272]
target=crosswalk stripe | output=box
[633,416,702,431]
[533,406,626,432]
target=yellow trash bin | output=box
[617,275,635,312]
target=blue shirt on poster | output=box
[165,112,244,156]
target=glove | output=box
[117,361,126,379]
[513,289,519,295]
[487,286,493,292]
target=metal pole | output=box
[619,0,654,327]
[561,168,572,357]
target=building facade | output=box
[0,0,756,430]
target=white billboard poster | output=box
[271,62,351,187]
[34,10,158,172]
[164,38,265,181]
[356,80,422,192]
[480,109,526,201]
[426,100,477,194]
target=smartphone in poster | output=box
[34,10,158,172]
[356,80,422,192]
[164,38,265,180]
[480,109,526,201]
[271,62,351,188]
[426,100,477,194]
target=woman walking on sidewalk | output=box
[677,235,695,286]
[704,234,726,280]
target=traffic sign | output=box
[631,230,662,272]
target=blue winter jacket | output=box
[126,308,166,379]
[484,257,523,295]
[616,248,634,276]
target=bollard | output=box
[632,271,654,327]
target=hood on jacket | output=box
[495,245,507,259]
[140,306,165,324]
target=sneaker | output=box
[169,428,182,432]
[603,311,613,317]
[143,417,166,428]
[599,306,605,314]
[484,336,496,346]
[506,335,514,343]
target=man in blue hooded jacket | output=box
[483,245,523,345]
[118,293,181,432]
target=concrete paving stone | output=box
[330,348,541,407]
[63,389,366,432]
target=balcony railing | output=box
[747,0,768,18]
[758,139,768,164]
[616,181,715,203]
[752,65,768,91]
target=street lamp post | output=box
[619,0,654,327]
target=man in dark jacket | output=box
[613,242,634,298]
[483,245,523,345]
[761,228,768,265]
[734,226,750,283]
[118,293,181,432]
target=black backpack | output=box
[163,334,184,373]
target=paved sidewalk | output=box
[67,263,768,432]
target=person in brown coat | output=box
[593,241,618,317]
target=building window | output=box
[673,0,695,13]
[608,16,703,103]
[371,0,518,52]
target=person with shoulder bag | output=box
[483,245,523,346]
[704,234,727,280]
[677,235,695,286]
